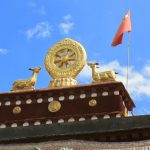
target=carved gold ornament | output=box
[45,38,87,87]
[48,101,61,112]
[89,99,97,107]
[12,106,21,114]
[87,62,116,83]
[11,66,41,91]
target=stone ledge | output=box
[0,140,150,150]
[0,115,150,143]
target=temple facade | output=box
[0,38,149,150]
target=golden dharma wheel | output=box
[45,38,87,79]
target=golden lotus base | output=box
[49,78,78,87]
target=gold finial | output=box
[48,101,61,112]
[11,66,41,91]
[87,62,117,83]
[45,38,87,87]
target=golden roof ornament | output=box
[11,66,41,91]
[87,62,117,83]
[12,106,21,114]
[45,38,87,87]
[48,101,61,112]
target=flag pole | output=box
[127,31,134,116]
[127,32,130,90]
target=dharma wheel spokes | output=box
[54,48,76,69]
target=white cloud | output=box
[59,22,74,35]
[25,22,52,39]
[78,60,150,98]
[64,14,72,21]
[0,48,7,55]
[59,14,74,35]
[144,65,150,75]
[28,1,46,15]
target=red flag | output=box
[112,10,132,46]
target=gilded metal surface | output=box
[48,101,61,112]
[45,38,87,87]
[89,99,97,107]
[87,62,116,83]
[11,66,41,91]
[13,106,21,114]
[49,78,78,87]
[123,107,128,117]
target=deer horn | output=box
[28,68,34,71]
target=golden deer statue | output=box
[87,62,117,83]
[11,66,41,91]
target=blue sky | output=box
[0,0,150,115]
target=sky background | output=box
[0,0,150,115]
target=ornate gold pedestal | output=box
[49,78,78,87]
